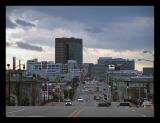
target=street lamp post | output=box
[126,86,128,99]
[106,70,112,102]
[67,86,72,99]
[7,64,10,105]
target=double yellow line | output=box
[68,107,85,117]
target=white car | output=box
[65,99,72,106]
[142,101,153,108]
[77,98,84,102]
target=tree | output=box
[52,77,61,84]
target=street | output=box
[6,80,154,117]
[6,102,154,117]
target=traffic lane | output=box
[6,106,154,117]
[6,106,40,117]
[6,106,33,115]
[77,107,153,117]
[6,101,89,117]
[133,107,154,117]
[6,106,80,117]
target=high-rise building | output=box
[98,57,135,70]
[55,37,83,65]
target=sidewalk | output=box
[42,102,58,106]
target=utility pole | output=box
[7,64,10,105]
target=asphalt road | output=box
[6,80,154,117]
[6,102,154,117]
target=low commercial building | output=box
[106,70,153,102]
[143,67,154,76]
[91,64,108,80]
[26,59,82,82]
[6,70,46,106]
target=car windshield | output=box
[66,99,71,102]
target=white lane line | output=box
[131,110,135,111]
[7,115,15,117]
[141,114,147,117]
[14,115,48,117]
[6,109,27,114]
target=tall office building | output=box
[55,37,83,65]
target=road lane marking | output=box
[6,109,27,114]
[141,114,147,117]
[131,110,135,111]
[7,115,15,117]
[72,108,85,117]
[15,115,48,117]
[68,109,79,117]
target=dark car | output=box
[98,100,111,107]
[117,102,131,108]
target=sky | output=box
[6,6,154,71]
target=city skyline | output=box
[6,6,154,71]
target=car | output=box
[77,98,84,102]
[142,101,153,108]
[98,100,111,107]
[143,98,149,102]
[117,102,131,108]
[65,99,72,106]
[95,96,100,100]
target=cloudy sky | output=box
[6,6,154,71]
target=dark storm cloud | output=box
[23,36,53,47]
[16,42,43,52]
[6,16,17,28]
[15,19,35,27]
[84,27,103,33]
[6,6,154,52]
